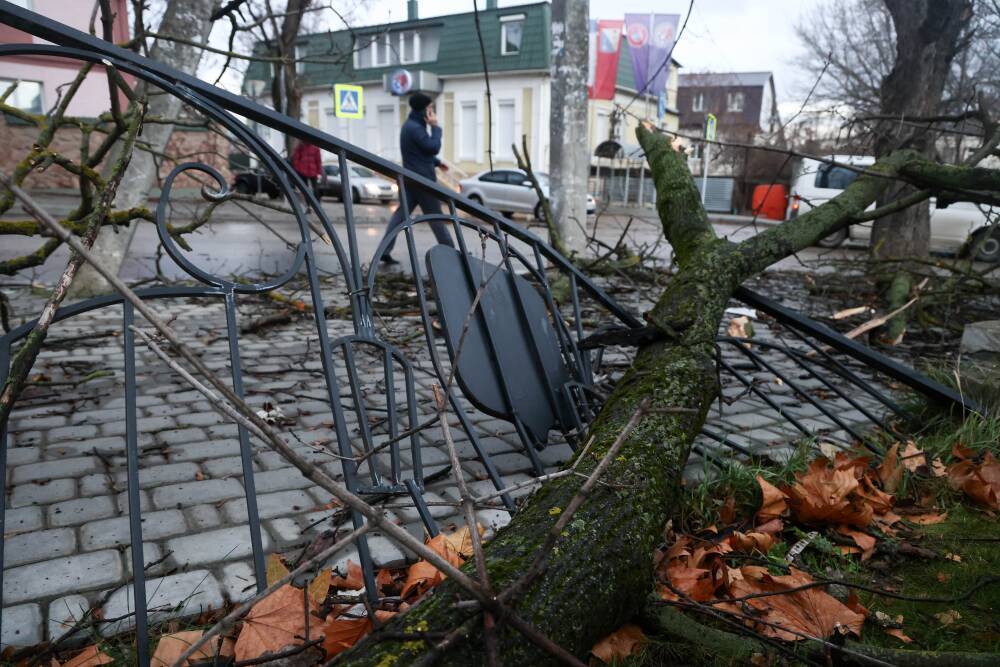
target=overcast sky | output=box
[356,0,826,112]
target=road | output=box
[0,193,880,286]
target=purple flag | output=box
[624,14,679,96]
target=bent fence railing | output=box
[0,2,982,662]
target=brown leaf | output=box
[308,569,331,606]
[401,560,446,598]
[836,526,877,560]
[62,646,114,667]
[900,441,924,473]
[908,511,948,525]
[331,560,365,590]
[785,459,873,528]
[151,631,214,666]
[591,624,647,664]
[719,494,737,525]
[948,451,1000,510]
[322,615,372,658]
[756,475,788,521]
[934,610,961,626]
[234,584,316,662]
[885,627,913,643]
[878,443,903,494]
[728,531,776,554]
[937,572,951,583]
[266,553,290,587]
[726,566,865,641]
[727,316,754,339]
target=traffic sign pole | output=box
[701,113,716,205]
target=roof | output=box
[245,3,677,96]
[678,71,772,88]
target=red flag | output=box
[589,20,624,100]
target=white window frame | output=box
[493,97,518,160]
[691,92,704,112]
[371,33,391,67]
[0,77,44,113]
[726,91,744,113]
[458,99,480,162]
[399,30,421,65]
[294,45,306,74]
[500,14,525,56]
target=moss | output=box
[853,506,1000,654]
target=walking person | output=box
[291,139,322,198]
[379,92,455,265]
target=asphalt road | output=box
[0,194,882,286]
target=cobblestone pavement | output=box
[0,273,895,648]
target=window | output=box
[370,33,391,67]
[495,99,515,159]
[594,111,610,144]
[500,14,524,55]
[814,164,859,190]
[480,171,508,183]
[0,78,43,113]
[691,93,704,112]
[399,30,420,64]
[460,101,478,161]
[726,92,744,112]
[294,45,306,74]
[306,100,319,127]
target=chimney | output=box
[407,0,418,20]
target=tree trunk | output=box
[869,0,971,340]
[336,128,914,666]
[272,0,312,155]
[548,0,590,255]
[70,0,220,297]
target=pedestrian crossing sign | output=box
[334,84,363,119]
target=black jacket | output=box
[400,109,442,181]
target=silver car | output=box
[319,164,398,204]
[459,169,596,219]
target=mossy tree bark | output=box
[335,129,953,666]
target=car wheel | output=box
[352,188,360,204]
[502,211,515,219]
[533,202,543,221]
[973,229,1000,263]
[468,194,483,205]
[816,228,848,248]
[234,181,251,195]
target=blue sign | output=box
[334,84,363,119]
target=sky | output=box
[355,0,826,112]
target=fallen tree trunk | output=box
[335,130,942,666]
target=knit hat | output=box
[408,92,433,112]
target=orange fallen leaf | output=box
[266,553,290,586]
[900,441,925,473]
[591,624,647,664]
[322,615,372,658]
[728,531,776,554]
[836,525,877,560]
[937,572,951,583]
[308,569,332,605]
[719,494,737,524]
[885,627,912,643]
[234,584,316,662]
[948,450,1000,510]
[151,631,214,666]
[785,458,873,528]
[62,646,114,667]
[756,475,788,521]
[908,512,948,525]
[331,560,365,590]
[877,443,903,494]
[401,559,447,598]
[945,552,962,562]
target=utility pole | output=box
[549,0,589,255]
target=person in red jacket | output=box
[291,139,322,194]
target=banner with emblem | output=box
[624,13,679,97]
[588,19,624,100]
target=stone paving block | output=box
[47,436,125,459]
[152,479,245,509]
[185,504,223,530]
[12,456,102,484]
[47,595,90,642]
[137,415,177,432]
[177,411,224,427]
[6,528,76,567]
[101,570,224,635]
[251,467,313,493]
[70,408,123,426]
[207,424,239,438]
[222,490,313,523]
[10,478,76,508]
[48,496,115,527]
[13,414,66,429]
[167,440,241,462]
[48,424,99,442]
[267,518,304,546]
[125,543,164,575]
[114,490,152,513]
[366,534,408,568]
[221,561,257,603]
[3,550,123,605]
[81,510,187,550]
[477,508,513,538]
[1,604,42,647]
[386,491,453,522]
[8,430,43,447]
[155,427,208,446]
[6,447,41,467]
[166,526,272,568]
[5,506,44,535]
[490,452,535,476]
[144,403,188,418]
[203,456,247,477]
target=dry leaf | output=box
[151,631,214,666]
[331,560,365,590]
[934,610,961,626]
[945,552,962,562]
[401,560,447,598]
[785,459,873,528]
[591,624,647,664]
[948,450,1000,510]
[936,572,951,583]
[877,443,903,494]
[719,494,737,525]
[900,441,924,473]
[308,569,332,605]
[908,512,948,525]
[728,531,776,554]
[836,526,877,560]
[234,584,316,662]
[322,615,372,658]
[727,315,754,339]
[885,627,913,643]
[756,475,788,521]
[62,646,114,667]
[833,305,870,320]
[266,553,291,586]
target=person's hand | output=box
[425,106,439,127]
[438,162,449,172]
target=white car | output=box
[319,163,398,204]
[788,156,999,262]
[459,169,596,219]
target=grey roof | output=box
[678,71,772,88]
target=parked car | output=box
[318,164,398,204]
[458,169,596,219]
[232,169,282,199]
[787,156,999,262]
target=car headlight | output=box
[363,183,380,194]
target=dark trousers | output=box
[381,184,455,258]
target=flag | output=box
[624,14,651,94]
[624,14,679,97]
[589,19,623,100]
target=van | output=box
[787,156,999,262]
